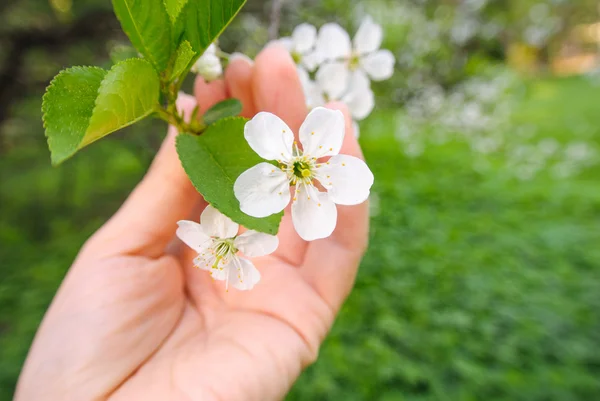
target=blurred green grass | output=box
[1,77,599,400]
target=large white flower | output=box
[191,44,223,82]
[278,23,322,73]
[234,108,374,241]
[316,16,395,99]
[176,205,278,291]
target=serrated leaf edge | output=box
[164,0,189,24]
[83,58,160,148]
[42,65,107,165]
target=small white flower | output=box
[234,108,374,241]
[316,16,395,99]
[278,23,322,73]
[191,44,223,82]
[176,205,279,291]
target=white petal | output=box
[176,220,210,253]
[276,37,294,52]
[201,205,239,238]
[299,107,345,158]
[228,257,261,291]
[305,82,326,109]
[297,65,310,89]
[235,230,279,257]
[353,120,361,139]
[292,23,317,54]
[191,53,223,81]
[361,49,395,81]
[205,43,218,56]
[244,112,295,161]
[298,67,326,109]
[317,23,352,61]
[343,73,375,121]
[292,185,337,241]
[234,163,291,218]
[317,155,374,205]
[301,50,322,72]
[193,252,217,271]
[316,61,350,100]
[353,16,383,54]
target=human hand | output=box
[15,46,369,401]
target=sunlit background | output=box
[1,0,599,399]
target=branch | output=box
[268,0,284,41]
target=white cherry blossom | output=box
[316,16,395,99]
[277,23,322,73]
[176,205,278,291]
[234,108,374,241]
[191,44,223,82]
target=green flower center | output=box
[211,238,238,269]
[291,51,302,64]
[293,160,313,179]
[349,53,361,71]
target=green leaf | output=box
[169,40,196,81]
[85,59,160,146]
[43,67,107,165]
[203,99,242,126]
[164,0,188,23]
[42,59,160,165]
[176,118,283,234]
[174,0,246,55]
[112,0,172,71]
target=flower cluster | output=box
[234,108,374,241]
[278,17,395,136]
[191,43,223,82]
[191,17,395,138]
[177,205,279,291]
[395,70,599,180]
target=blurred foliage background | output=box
[1,0,600,400]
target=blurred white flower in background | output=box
[316,16,395,99]
[394,70,599,180]
[277,23,322,74]
[191,43,223,81]
[283,16,393,129]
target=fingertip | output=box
[225,58,256,118]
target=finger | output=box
[225,53,257,118]
[194,77,228,114]
[252,45,307,132]
[300,102,370,312]
[253,45,309,265]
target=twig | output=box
[268,0,284,41]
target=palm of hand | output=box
[15,47,368,401]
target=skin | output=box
[15,46,369,401]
